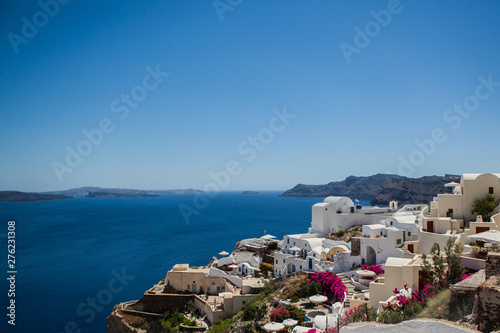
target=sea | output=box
[0,191,331,333]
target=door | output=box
[427,221,433,233]
[366,246,376,265]
[192,284,197,293]
[476,226,490,234]
[408,244,414,253]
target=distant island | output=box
[280,173,461,205]
[87,191,159,198]
[42,186,203,196]
[242,191,263,195]
[0,187,203,202]
[0,191,75,202]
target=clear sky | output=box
[1,0,499,192]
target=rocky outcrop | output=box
[0,191,74,202]
[280,174,402,199]
[280,174,460,206]
[107,305,148,333]
[370,176,451,206]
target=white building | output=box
[274,233,325,276]
[217,252,261,277]
[427,173,500,225]
[310,196,394,235]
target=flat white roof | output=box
[385,257,412,267]
[462,173,500,181]
[365,224,386,230]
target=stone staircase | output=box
[340,275,356,310]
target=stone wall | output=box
[476,253,500,332]
[129,294,195,314]
[485,252,500,279]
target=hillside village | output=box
[108,173,500,333]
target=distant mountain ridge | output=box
[0,191,74,202]
[86,191,159,198]
[43,187,203,196]
[280,174,460,205]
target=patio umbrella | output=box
[228,264,238,269]
[261,234,277,240]
[309,294,327,305]
[289,246,302,252]
[282,318,298,327]
[468,230,500,243]
[219,251,229,256]
[263,322,285,332]
[445,181,461,187]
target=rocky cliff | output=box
[280,174,460,205]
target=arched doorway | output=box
[366,246,376,265]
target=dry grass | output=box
[275,272,310,300]
[122,313,151,330]
[415,289,451,320]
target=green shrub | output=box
[378,305,404,324]
[160,311,196,332]
[242,322,256,333]
[300,280,322,298]
[260,263,274,276]
[337,228,346,237]
[209,318,233,333]
[284,304,306,322]
[267,242,279,251]
[242,302,267,321]
[290,295,300,303]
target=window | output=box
[489,187,494,194]
[187,284,190,289]
[408,231,412,236]
[276,260,278,264]
[287,239,289,244]
[283,259,285,263]
[336,250,340,254]
[222,286,225,291]
[397,239,402,245]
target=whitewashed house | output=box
[310,196,394,235]
[274,233,325,276]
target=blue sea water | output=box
[0,192,323,333]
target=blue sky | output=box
[1,0,499,192]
